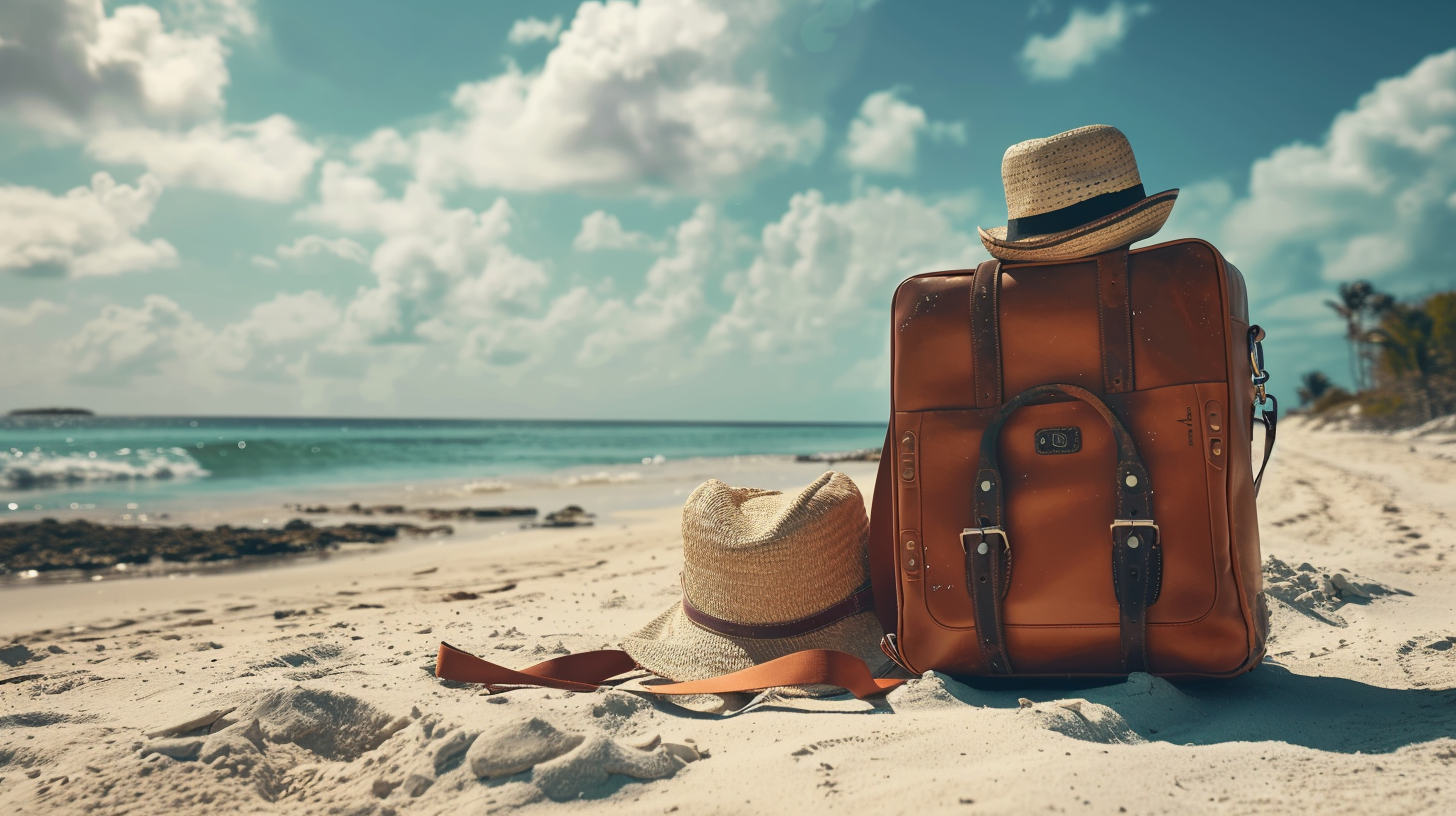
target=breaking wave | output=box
[2,449,211,490]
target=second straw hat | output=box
[621,471,890,682]
[978,124,1178,262]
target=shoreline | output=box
[2,426,1454,814]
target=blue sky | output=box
[2,0,1454,420]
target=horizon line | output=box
[3,412,888,428]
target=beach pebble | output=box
[467,717,585,778]
[401,773,433,797]
[145,706,238,739]
[532,734,681,801]
[432,729,478,772]
[371,778,400,798]
[141,738,204,760]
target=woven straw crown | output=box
[680,473,868,625]
[978,124,1178,262]
[620,471,889,683]
[1001,125,1142,218]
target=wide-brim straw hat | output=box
[978,124,1178,262]
[621,472,892,682]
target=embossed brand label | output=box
[1035,427,1081,455]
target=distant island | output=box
[7,408,95,416]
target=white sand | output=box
[3,425,1455,815]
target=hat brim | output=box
[620,601,893,686]
[978,189,1178,262]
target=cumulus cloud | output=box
[0,172,176,277]
[573,210,665,252]
[0,0,238,136]
[1020,2,1151,81]
[63,294,211,384]
[85,115,321,201]
[0,1,319,201]
[708,187,985,359]
[400,0,822,195]
[300,161,549,346]
[1147,48,1456,391]
[841,88,966,175]
[507,16,563,44]
[0,299,68,325]
[62,290,342,386]
[276,235,371,265]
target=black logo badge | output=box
[1035,427,1081,455]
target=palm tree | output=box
[1296,371,1334,407]
[1370,305,1438,421]
[1326,281,1373,390]
[1325,281,1395,392]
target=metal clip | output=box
[1248,325,1270,405]
[961,526,1009,554]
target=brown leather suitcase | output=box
[868,239,1275,679]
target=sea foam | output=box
[2,449,211,490]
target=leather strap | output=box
[1095,248,1135,394]
[681,584,875,640]
[966,383,1162,675]
[867,427,898,633]
[1254,395,1278,496]
[434,643,903,700]
[970,259,1003,408]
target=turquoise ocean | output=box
[1,416,884,513]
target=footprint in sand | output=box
[1396,634,1456,687]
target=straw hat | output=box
[621,472,891,682]
[978,125,1178,262]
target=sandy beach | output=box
[3,423,1455,816]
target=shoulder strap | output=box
[867,427,898,633]
[435,643,902,700]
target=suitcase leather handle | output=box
[963,383,1162,675]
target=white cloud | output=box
[0,172,176,277]
[277,235,371,265]
[841,88,966,175]
[1163,49,1456,302]
[0,299,68,326]
[401,0,822,195]
[85,115,321,201]
[0,1,318,201]
[63,294,211,384]
[62,290,342,386]
[707,187,985,359]
[1020,2,1151,81]
[0,0,238,136]
[250,255,279,269]
[1142,48,1456,393]
[507,16,563,44]
[573,210,665,252]
[301,161,549,346]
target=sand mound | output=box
[1082,672,1203,737]
[1018,698,1144,745]
[532,733,690,801]
[468,716,585,778]
[1264,556,1409,625]
[249,688,409,760]
[887,671,990,710]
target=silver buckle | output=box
[961,526,1009,555]
[1110,519,1159,549]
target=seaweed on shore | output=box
[0,518,452,575]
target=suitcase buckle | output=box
[961,526,1009,555]
[1110,519,1160,547]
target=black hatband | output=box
[1005,184,1146,241]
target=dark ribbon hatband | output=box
[1005,184,1146,241]
[681,584,875,640]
